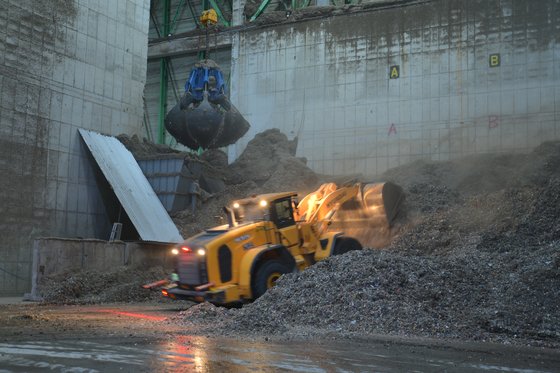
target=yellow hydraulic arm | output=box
[296,183,363,233]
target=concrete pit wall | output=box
[28,238,176,300]
[231,0,560,175]
[0,0,150,296]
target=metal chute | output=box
[164,59,250,150]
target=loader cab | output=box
[230,192,298,228]
[270,196,297,228]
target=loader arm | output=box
[298,181,405,235]
[300,184,362,229]
[295,183,337,221]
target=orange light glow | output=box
[181,246,192,252]
[162,289,169,296]
[94,309,167,321]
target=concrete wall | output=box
[28,238,176,300]
[0,0,150,296]
[231,0,560,175]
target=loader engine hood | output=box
[185,229,227,248]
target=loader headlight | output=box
[197,248,206,256]
[259,200,268,207]
[171,248,179,255]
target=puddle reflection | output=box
[1,337,557,372]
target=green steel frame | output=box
[152,0,327,145]
[157,0,171,144]
[207,0,230,26]
[155,0,234,145]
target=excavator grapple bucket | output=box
[164,60,250,150]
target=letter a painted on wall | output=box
[388,123,397,135]
[489,54,500,67]
[389,65,400,79]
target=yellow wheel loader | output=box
[162,182,404,305]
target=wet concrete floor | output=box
[0,302,558,372]
[2,335,559,372]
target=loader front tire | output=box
[253,260,290,299]
[333,237,362,256]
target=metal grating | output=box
[177,253,202,285]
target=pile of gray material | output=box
[226,128,318,192]
[40,266,170,305]
[173,141,560,347]
[117,134,181,158]
[171,129,320,236]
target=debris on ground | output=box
[40,266,172,305]
[170,140,560,348]
[52,129,560,348]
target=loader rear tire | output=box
[253,260,290,299]
[333,237,362,256]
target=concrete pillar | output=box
[228,0,246,163]
[232,0,247,26]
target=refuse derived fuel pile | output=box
[41,130,559,348]
[168,129,322,238]
[41,266,170,304]
[169,139,560,348]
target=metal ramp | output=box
[79,129,183,243]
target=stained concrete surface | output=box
[0,298,23,305]
[0,302,558,372]
[230,0,560,175]
[0,0,151,296]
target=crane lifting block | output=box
[200,9,218,26]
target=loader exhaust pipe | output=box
[223,206,237,228]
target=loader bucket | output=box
[361,182,405,225]
[329,182,405,248]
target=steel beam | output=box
[250,0,271,22]
[207,0,231,26]
[158,0,171,144]
[170,0,186,34]
[148,33,232,59]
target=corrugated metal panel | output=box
[137,158,193,212]
[79,129,184,243]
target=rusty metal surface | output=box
[79,129,183,243]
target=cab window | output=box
[272,198,295,228]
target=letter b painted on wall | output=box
[489,54,500,67]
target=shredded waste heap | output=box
[170,129,320,237]
[42,130,559,348]
[172,140,560,348]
